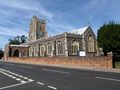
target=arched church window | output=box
[88,35,94,52]
[35,46,38,56]
[40,45,45,56]
[88,35,92,41]
[47,43,52,55]
[72,40,79,55]
[57,41,63,55]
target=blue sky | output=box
[0,0,120,49]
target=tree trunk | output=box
[112,53,116,68]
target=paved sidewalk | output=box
[1,59,120,74]
[35,63,120,74]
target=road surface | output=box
[0,60,120,90]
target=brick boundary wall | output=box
[6,54,113,68]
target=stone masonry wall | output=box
[7,54,113,68]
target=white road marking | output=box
[11,76,16,79]
[0,68,34,83]
[0,68,59,90]
[20,81,26,83]
[0,68,35,89]
[96,77,120,82]
[0,82,30,90]
[8,75,13,77]
[0,71,8,76]
[15,74,21,77]
[0,69,18,76]
[10,72,16,75]
[48,86,57,90]
[28,79,34,82]
[0,69,6,71]
[19,75,23,78]
[23,77,28,79]
[42,69,70,74]
[37,82,44,85]
[16,78,21,81]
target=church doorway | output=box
[13,49,19,57]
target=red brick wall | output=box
[7,54,113,68]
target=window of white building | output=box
[88,35,94,52]
[57,41,63,55]
[47,43,52,55]
[72,40,79,55]
[40,45,45,56]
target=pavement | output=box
[0,60,120,90]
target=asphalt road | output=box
[0,60,120,90]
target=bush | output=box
[0,49,4,59]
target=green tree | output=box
[20,35,27,43]
[0,48,4,59]
[9,35,27,45]
[97,22,120,55]
[97,22,120,68]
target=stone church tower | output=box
[29,16,47,42]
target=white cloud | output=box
[0,35,9,48]
[48,21,75,35]
[0,26,28,37]
[0,0,53,35]
[0,0,37,11]
[83,0,107,10]
[0,0,74,35]
[0,0,53,20]
[0,0,75,48]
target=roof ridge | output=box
[70,25,89,35]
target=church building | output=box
[4,16,98,58]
